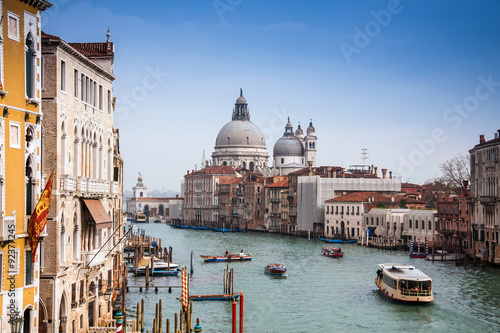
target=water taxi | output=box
[375,263,433,303]
[321,247,344,258]
[265,263,287,276]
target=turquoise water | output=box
[124,224,500,332]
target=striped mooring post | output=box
[115,310,124,333]
[193,318,203,332]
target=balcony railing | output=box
[61,175,118,196]
[81,249,108,266]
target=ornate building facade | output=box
[40,30,124,333]
[0,1,51,332]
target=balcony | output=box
[270,198,280,203]
[60,175,76,192]
[60,175,117,196]
[0,215,16,242]
[479,196,498,204]
[81,249,108,266]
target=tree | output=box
[439,153,470,190]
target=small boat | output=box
[321,247,344,258]
[137,256,179,271]
[410,252,427,258]
[135,269,179,276]
[200,253,252,262]
[135,214,148,223]
[265,263,287,276]
[319,238,357,244]
[188,292,241,301]
[375,263,433,303]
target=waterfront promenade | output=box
[125,224,500,332]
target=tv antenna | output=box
[361,148,369,165]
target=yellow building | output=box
[0,0,52,332]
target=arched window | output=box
[428,220,432,230]
[222,161,227,166]
[159,205,164,216]
[26,32,36,98]
[421,220,425,229]
[409,219,412,228]
[415,220,419,229]
[242,161,246,168]
[249,162,254,171]
[257,197,260,204]
[25,157,36,217]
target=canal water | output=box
[125,224,500,332]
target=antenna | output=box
[361,148,369,165]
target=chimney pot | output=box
[382,169,387,179]
[389,171,393,179]
[374,167,378,177]
[480,134,485,144]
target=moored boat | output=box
[319,238,357,244]
[265,263,287,276]
[410,252,427,258]
[426,250,466,261]
[321,247,344,258]
[188,292,241,301]
[200,252,252,262]
[137,256,179,271]
[375,263,433,303]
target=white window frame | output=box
[7,12,20,42]
[9,121,21,149]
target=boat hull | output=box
[321,247,344,258]
[135,269,179,276]
[319,238,357,244]
[189,293,240,301]
[265,264,287,276]
[410,253,427,258]
[201,255,252,262]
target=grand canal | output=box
[124,223,500,332]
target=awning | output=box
[83,199,112,229]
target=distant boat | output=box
[319,238,357,244]
[265,263,287,277]
[137,256,179,271]
[410,252,427,258]
[321,247,344,258]
[200,253,252,262]
[135,214,148,223]
[189,292,240,301]
[135,269,179,276]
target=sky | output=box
[41,0,500,193]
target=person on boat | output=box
[338,247,341,252]
[239,249,244,259]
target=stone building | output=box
[0,1,51,332]
[469,131,500,264]
[211,90,268,171]
[126,175,184,222]
[272,118,317,175]
[39,30,123,333]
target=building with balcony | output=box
[0,1,52,332]
[265,177,288,232]
[39,30,123,333]
[469,131,500,264]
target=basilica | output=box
[211,90,317,175]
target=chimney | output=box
[374,167,378,177]
[342,168,345,178]
[462,180,469,196]
[480,134,485,144]
[389,171,393,179]
[382,169,387,179]
[176,194,179,198]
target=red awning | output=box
[83,199,112,229]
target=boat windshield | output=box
[399,279,432,296]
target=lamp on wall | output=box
[9,309,24,333]
[3,106,9,118]
[36,114,41,124]
[25,112,30,122]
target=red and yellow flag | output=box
[28,170,54,263]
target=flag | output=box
[28,169,54,263]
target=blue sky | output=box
[42,0,500,192]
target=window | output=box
[415,220,419,229]
[60,60,66,92]
[409,219,412,228]
[257,186,260,193]
[281,158,284,164]
[428,220,432,230]
[335,206,338,214]
[108,90,112,114]
[25,250,32,285]
[81,74,85,101]
[9,122,21,149]
[74,69,79,98]
[7,12,20,42]
[80,280,84,300]
[25,32,35,98]
[421,220,425,230]
[99,85,103,110]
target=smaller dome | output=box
[236,96,247,104]
[307,120,315,134]
[295,124,303,136]
[273,136,304,156]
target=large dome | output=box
[273,136,304,156]
[215,120,266,148]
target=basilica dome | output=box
[215,120,266,148]
[273,135,304,156]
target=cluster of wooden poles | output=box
[224,265,234,295]
[134,298,196,333]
